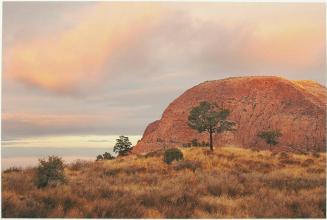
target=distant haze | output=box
[2,2,325,147]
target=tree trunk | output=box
[209,131,213,151]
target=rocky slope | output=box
[133,76,326,154]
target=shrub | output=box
[96,152,115,161]
[163,148,183,164]
[35,156,65,188]
[182,143,192,148]
[200,141,209,147]
[301,159,314,167]
[3,167,22,173]
[96,155,104,161]
[279,152,289,159]
[191,139,199,147]
[103,152,115,160]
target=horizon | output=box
[2,2,326,148]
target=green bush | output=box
[35,156,65,188]
[191,139,199,147]
[103,152,115,160]
[163,148,183,164]
[96,152,115,161]
[96,155,104,161]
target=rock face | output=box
[133,76,326,154]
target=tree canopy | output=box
[188,101,235,151]
[258,129,282,149]
[113,135,133,156]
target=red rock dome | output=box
[133,76,326,154]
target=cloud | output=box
[4,3,163,94]
[2,104,151,139]
[4,3,325,96]
[2,3,325,140]
[87,139,110,143]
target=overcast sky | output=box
[2,2,325,142]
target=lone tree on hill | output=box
[113,135,133,156]
[258,129,282,150]
[188,101,236,151]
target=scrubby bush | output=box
[96,152,115,161]
[35,156,65,188]
[96,155,104,161]
[103,152,115,160]
[3,167,22,173]
[191,139,199,147]
[301,159,314,167]
[163,148,183,164]
[182,143,192,148]
[279,152,289,159]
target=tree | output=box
[35,156,65,188]
[258,129,282,150]
[113,135,133,156]
[188,101,236,151]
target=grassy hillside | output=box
[2,147,326,218]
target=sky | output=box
[2,2,326,148]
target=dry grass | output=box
[2,147,326,218]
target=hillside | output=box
[133,76,327,154]
[2,147,326,218]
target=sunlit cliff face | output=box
[2,2,325,145]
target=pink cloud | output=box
[3,3,325,95]
[4,3,163,94]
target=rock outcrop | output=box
[133,76,326,154]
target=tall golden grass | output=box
[2,147,326,218]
